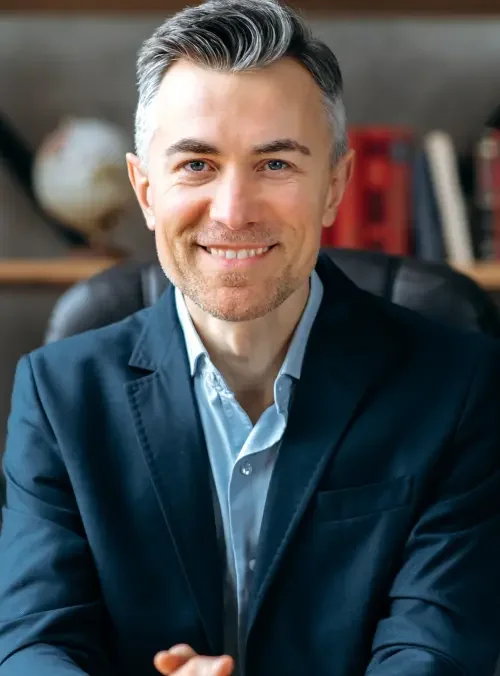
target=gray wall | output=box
[1,15,500,450]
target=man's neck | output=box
[184,281,310,422]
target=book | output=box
[474,128,500,260]
[356,126,413,255]
[412,146,446,262]
[423,130,474,265]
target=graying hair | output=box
[134,0,348,167]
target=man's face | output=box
[128,57,352,321]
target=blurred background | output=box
[1,0,500,470]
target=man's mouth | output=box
[199,245,275,260]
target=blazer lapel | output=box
[124,286,223,655]
[246,255,403,641]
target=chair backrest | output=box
[44,248,500,343]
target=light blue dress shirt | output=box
[174,270,323,667]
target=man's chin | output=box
[204,302,272,323]
[193,289,277,322]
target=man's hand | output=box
[154,644,234,675]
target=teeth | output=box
[207,246,270,259]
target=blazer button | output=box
[240,461,253,476]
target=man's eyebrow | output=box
[253,139,311,156]
[164,137,311,158]
[165,139,221,157]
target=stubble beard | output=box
[175,265,298,322]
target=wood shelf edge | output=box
[0,257,119,285]
[452,262,500,291]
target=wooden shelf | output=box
[1,0,499,14]
[0,257,118,286]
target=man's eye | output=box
[183,160,209,173]
[265,160,290,171]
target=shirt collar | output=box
[175,268,324,381]
[278,268,323,380]
[174,287,207,377]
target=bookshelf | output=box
[1,0,499,13]
[1,257,500,290]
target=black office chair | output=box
[45,248,500,343]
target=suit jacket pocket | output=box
[315,475,413,522]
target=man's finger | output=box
[154,646,234,676]
[155,651,234,676]
[213,655,234,675]
[187,655,234,676]
[154,644,198,674]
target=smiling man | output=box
[1,2,500,676]
[126,51,349,421]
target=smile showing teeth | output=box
[206,246,270,259]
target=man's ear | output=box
[322,149,355,229]
[126,152,155,231]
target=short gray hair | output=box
[134,0,348,166]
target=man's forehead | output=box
[153,59,329,148]
[156,57,322,113]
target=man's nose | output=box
[209,172,259,231]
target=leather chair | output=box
[44,248,500,343]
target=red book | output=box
[492,133,500,259]
[357,127,413,255]
[475,128,500,259]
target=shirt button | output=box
[206,371,216,385]
[240,461,253,476]
[249,558,256,571]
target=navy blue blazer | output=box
[1,254,500,675]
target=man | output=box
[1,1,500,674]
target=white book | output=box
[423,130,474,265]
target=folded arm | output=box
[0,355,113,675]
[366,341,500,675]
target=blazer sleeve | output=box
[0,355,114,675]
[366,340,500,675]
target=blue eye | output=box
[186,161,208,172]
[267,160,288,171]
